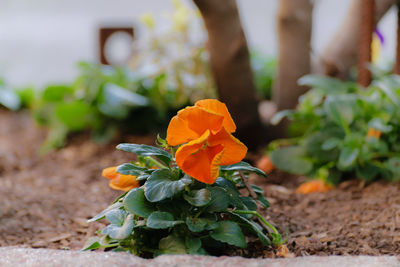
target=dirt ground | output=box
[1,110,399,256]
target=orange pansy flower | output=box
[102,166,139,191]
[167,99,247,184]
[367,128,382,139]
[296,180,333,194]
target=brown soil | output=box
[1,110,399,256]
[0,110,155,249]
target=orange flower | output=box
[256,156,275,174]
[296,180,333,194]
[367,128,382,139]
[167,99,247,184]
[102,166,139,191]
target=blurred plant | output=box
[131,0,216,105]
[2,0,276,152]
[25,0,224,152]
[84,99,282,257]
[32,62,197,152]
[250,51,277,100]
[0,79,21,111]
[268,74,400,185]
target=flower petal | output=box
[102,166,119,180]
[167,106,224,146]
[195,99,236,133]
[175,130,224,184]
[102,166,139,191]
[166,114,199,146]
[109,174,139,191]
[208,128,247,165]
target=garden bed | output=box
[0,109,399,257]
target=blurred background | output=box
[0,0,397,87]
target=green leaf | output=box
[88,202,123,222]
[55,101,92,131]
[185,217,207,232]
[42,85,74,102]
[16,87,35,108]
[146,211,183,229]
[298,74,350,92]
[157,234,186,255]
[215,178,242,208]
[229,212,271,246]
[270,146,313,175]
[250,185,270,208]
[367,118,393,133]
[220,161,266,177]
[102,214,134,240]
[338,146,359,169]
[0,87,21,110]
[324,95,356,128]
[185,237,202,254]
[270,110,293,125]
[145,169,192,202]
[205,187,230,212]
[210,221,246,248]
[185,216,219,233]
[376,76,400,106]
[123,188,155,218]
[82,237,102,251]
[386,157,400,180]
[117,163,148,176]
[103,83,149,106]
[105,209,128,225]
[117,144,172,165]
[183,189,211,207]
[356,163,379,181]
[98,83,149,119]
[322,138,341,150]
[240,196,257,211]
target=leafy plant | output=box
[84,99,282,257]
[0,79,21,110]
[25,1,220,151]
[270,74,400,184]
[251,51,277,100]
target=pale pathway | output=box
[0,247,398,267]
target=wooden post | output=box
[316,0,395,80]
[357,0,375,87]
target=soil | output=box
[1,109,399,257]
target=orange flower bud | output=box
[256,156,275,174]
[367,128,382,139]
[102,166,139,192]
[296,180,333,194]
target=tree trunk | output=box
[316,0,395,79]
[357,0,375,87]
[274,0,313,111]
[193,0,263,150]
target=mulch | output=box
[0,109,399,256]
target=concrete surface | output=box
[0,247,398,267]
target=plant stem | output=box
[194,207,205,219]
[238,171,258,200]
[232,210,280,236]
[146,156,168,169]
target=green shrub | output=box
[270,74,400,184]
